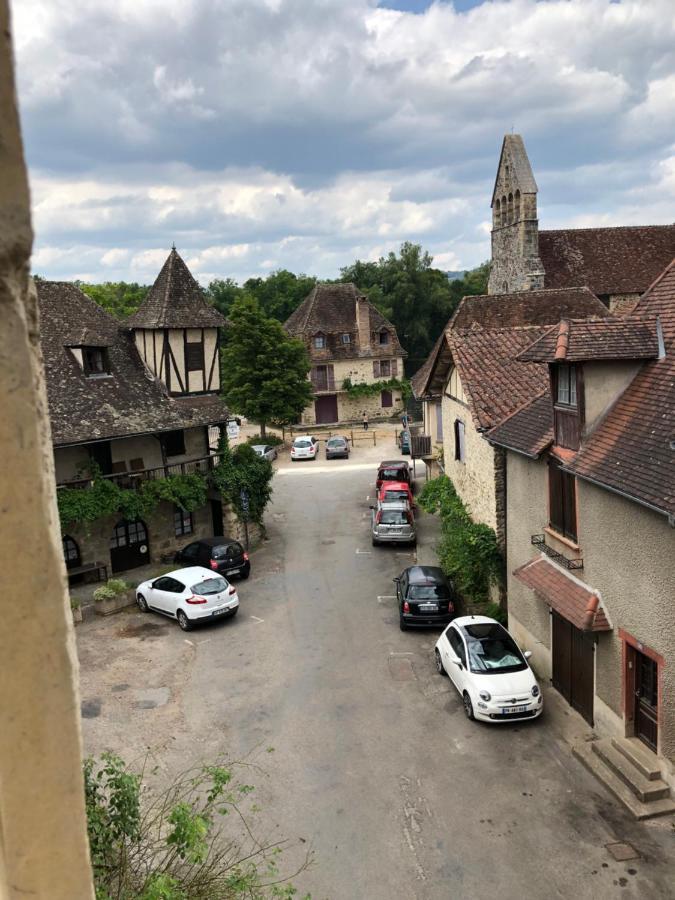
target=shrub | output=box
[93,579,130,602]
[418,475,504,604]
[212,437,274,526]
[246,433,284,447]
[83,752,310,899]
[70,596,81,610]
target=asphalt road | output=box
[78,439,675,899]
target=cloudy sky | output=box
[12,0,675,286]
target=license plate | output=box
[212,608,226,617]
[419,604,438,612]
[501,705,528,714]
[389,528,402,534]
[228,568,240,575]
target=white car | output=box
[290,435,318,461]
[252,444,278,462]
[136,566,239,631]
[434,615,543,723]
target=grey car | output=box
[251,444,278,462]
[326,436,350,459]
[371,500,416,547]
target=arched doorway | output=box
[109,519,149,574]
[62,535,81,570]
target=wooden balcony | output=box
[310,374,336,393]
[411,434,435,459]
[57,453,222,491]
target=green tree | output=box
[243,269,316,322]
[205,277,244,320]
[77,281,150,318]
[221,296,313,437]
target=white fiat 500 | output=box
[136,566,239,632]
[290,435,318,461]
[435,616,543,723]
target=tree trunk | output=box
[260,422,267,438]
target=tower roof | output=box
[491,134,538,207]
[126,248,225,329]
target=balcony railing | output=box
[531,534,583,570]
[57,453,222,491]
[310,374,336,393]
[411,434,434,459]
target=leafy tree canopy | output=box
[221,295,313,435]
[206,270,316,323]
[77,281,149,319]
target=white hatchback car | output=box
[435,615,543,723]
[290,435,319,461]
[136,566,239,631]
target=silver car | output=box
[252,444,278,462]
[371,500,416,547]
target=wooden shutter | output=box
[562,470,578,541]
[373,360,380,377]
[548,460,564,535]
[391,358,398,377]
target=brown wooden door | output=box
[110,519,149,574]
[551,612,594,725]
[634,651,658,752]
[315,394,338,424]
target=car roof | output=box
[162,566,221,582]
[379,460,409,468]
[251,444,267,450]
[293,435,315,441]
[193,537,239,548]
[405,565,448,584]
[380,481,410,491]
[452,615,500,631]
[327,435,347,441]
[377,499,409,509]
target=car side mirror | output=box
[523,650,532,660]
[369,504,376,510]
[393,577,400,583]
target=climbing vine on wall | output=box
[211,438,274,525]
[341,376,412,402]
[57,471,208,530]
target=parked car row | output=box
[371,458,416,546]
[290,434,351,461]
[136,537,251,631]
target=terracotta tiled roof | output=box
[38,281,229,446]
[517,317,660,363]
[126,248,225,329]
[488,393,553,458]
[450,287,608,331]
[284,282,406,360]
[513,557,611,632]
[563,259,675,517]
[411,331,444,399]
[449,327,551,430]
[539,225,675,297]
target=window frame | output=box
[162,429,186,458]
[379,359,391,378]
[555,363,578,408]
[341,333,351,345]
[174,506,194,537]
[185,340,205,373]
[548,458,578,542]
[313,333,326,350]
[454,419,466,463]
[82,346,110,377]
[379,330,390,346]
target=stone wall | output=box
[0,2,95,891]
[300,355,405,425]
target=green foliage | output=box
[93,579,130,602]
[212,438,274,525]
[77,281,150,319]
[341,376,412,403]
[418,475,504,604]
[57,472,208,529]
[83,753,310,899]
[206,270,316,324]
[246,433,284,447]
[340,243,490,376]
[221,295,313,434]
[70,596,82,610]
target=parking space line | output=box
[184,639,194,646]
[250,615,264,623]
[356,549,372,555]
[377,595,396,602]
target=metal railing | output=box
[310,374,336,392]
[531,534,583,570]
[57,453,223,491]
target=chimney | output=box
[356,292,370,351]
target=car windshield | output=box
[380,468,403,480]
[328,439,345,447]
[211,544,235,560]
[379,510,409,525]
[464,624,526,674]
[253,447,264,455]
[295,440,311,448]
[191,577,227,596]
[384,490,408,501]
[409,585,450,600]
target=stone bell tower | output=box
[488,134,545,295]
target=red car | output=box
[378,481,415,508]
[376,460,411,492]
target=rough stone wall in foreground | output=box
[0,3,95,893]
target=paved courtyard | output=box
[76,436,675,899]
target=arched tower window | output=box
[501,196,507,227]
[514,190,521,221]
[507,193,514,223]
[494,198,501,227]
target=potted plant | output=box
[70,596,83,624]
[93,578,135,617]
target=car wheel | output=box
[136,593,148,613]
[434,649,447,676]
[399,617,408,631]
[463,692,475,721]
[371,537,378,547]
[229,606,239,618]
[177,610,192,632]
[240,568,250,580]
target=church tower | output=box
[487,134,544,294]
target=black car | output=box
[394,565,458,631]
[174,537,250,579]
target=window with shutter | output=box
[391,359,398,377]
[373,360,380,377]
[379,359,391,377]
[548,458,577,541]
[185,341,205,372]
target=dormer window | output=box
[341,333,351,345]
[83,346,110,377]
[556,364,577,407]
[313,333,326,349]
[379,330,389,346]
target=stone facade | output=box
[301,355,404,425]
[488,135,544,295]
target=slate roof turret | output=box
[126,248,226,329]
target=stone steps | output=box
[612,736,661,781]
[574,740,675,820]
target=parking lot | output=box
[76,436,675,900]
